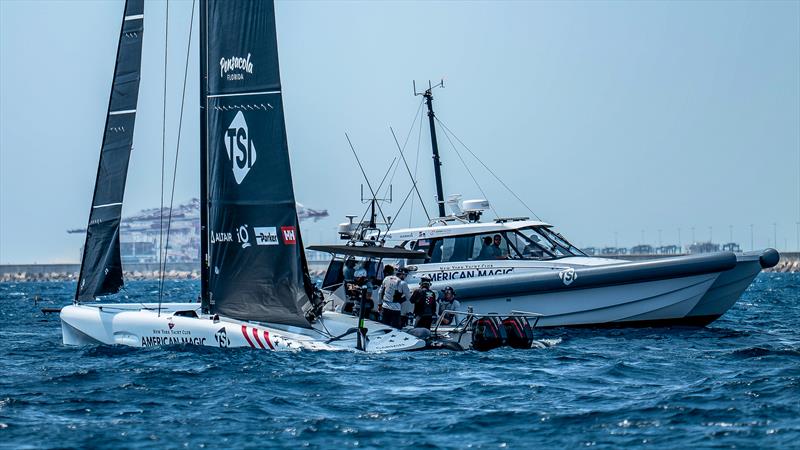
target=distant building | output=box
[69,199,329,263]
[722,242,742,252]
[630,244,654,255]
[688,242,720,254]
[656,245,681,255]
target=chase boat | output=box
[312,85,781,328]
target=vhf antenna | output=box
[414,79,447,218]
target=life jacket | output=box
[412,288,437,317]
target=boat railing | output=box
[432,308,542,336]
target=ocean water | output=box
[0,274,798,449]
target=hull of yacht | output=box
[60,303,425,352]
[682,249,780,324]
[407,251,778,328]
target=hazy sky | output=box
[1,0,798,263]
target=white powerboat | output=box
[312,86,780,328]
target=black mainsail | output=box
[201,0,316,327]
[76,0,145,300]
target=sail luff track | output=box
[76,0,145,301]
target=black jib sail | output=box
[201,0,316,327]
[76,0,145,301]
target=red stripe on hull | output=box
[263,330,274,350]
[241,325,255,348]
[252,327,266,349]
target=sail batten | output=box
[201,0,316,328]
[76,0,145,301]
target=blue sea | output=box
[1,274,798,448]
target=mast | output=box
[199,0,210,312]
[75,0,145,301]
[416,81,446,218]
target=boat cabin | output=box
[310,219,586,293]
[380,220,586,265]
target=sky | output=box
[1,0,798,264]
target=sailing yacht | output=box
[61,0,427,352]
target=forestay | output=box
[76,0,145,300]
[202,0,316,327]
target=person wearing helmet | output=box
[409,276,438,329]
[342,256,357,282]
[378,265,410,328]
[343,267,372,315]
[438,286,462,326]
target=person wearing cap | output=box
[378,265,410,328]
[437,286,462,326]
[409,276,438,329]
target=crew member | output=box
[378,265,410,328]
[477,236,494,260]
[342,256,357,282]
[437,286,462,326]
[344,268,373,316]
[492,234,506,259]
[410,276,437,329]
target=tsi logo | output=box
[254,227,279,246]
[224,111,257,184]
[558,267,577,286]
[281,226,297,245]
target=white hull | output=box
[330,251,776,328]
[60,303,425,352]
[457,273,718,327]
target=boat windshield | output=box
[516,226,586,258]
[413,225,584,264]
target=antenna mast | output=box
[415,80,446,218]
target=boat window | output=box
[539,227,586,256]
[322,259,345,289]
[420,233,526,263]
[427,236,471,263]
[514,226,582,258]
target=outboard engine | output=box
[471,316,507,351]
[502,317,534,349]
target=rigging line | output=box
[380,157,400,201]
[410,104,425,227]
[159,0,195,315]
[157,0,169,315]
[389,126,430,222]
[345,133,390,226]
[389,186,417,229]
[437,122,499,218]
[435,117,542,221]
[381,100,424,204]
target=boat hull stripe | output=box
[241,325,255,348]
[263,330,274,350]
[252,327,266,349]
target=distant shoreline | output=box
[0,261,331,282]
[1,254,797,282]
